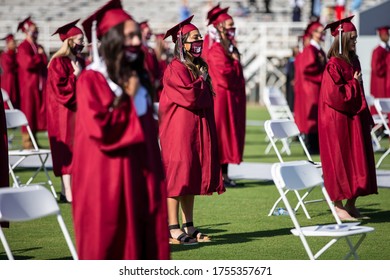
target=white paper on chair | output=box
[315,222,361,232]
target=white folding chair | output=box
[365,95,387,151]
[271,161,374,260]
[1,88,15,110]
[0,185,78,260]
[265,119,322,218]
[263,87,295,155]
[374,98,390,168]
[5,109,56,198]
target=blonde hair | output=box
[48,37,73,68]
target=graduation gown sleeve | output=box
[76,70,144,152]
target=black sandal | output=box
[182,222,212,242]
[169,224,197,245]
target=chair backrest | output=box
[5,109,39,150]
[271,161,340,223]
[4,109,28,128]
[0,185,59,222]
[264,119,313,162]
[0,185,79,260]
[1,88,14,110]
[263,87,294,120]
[271,161,323,192]
[374,98,390,131]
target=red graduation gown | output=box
[318,57,378,201]
[370,45,389,98]
[159,58,224,197]
[72,69,169,260]
[207,43,246,164]
[0,50,20,109]
[0,79,10,227]
[295,44,326,134]
[294,51,304,125]
[142,45,160,97]
[46,56,83,176]
[386,53,390,97]
[16,40,47,132]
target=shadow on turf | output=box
[0,246,40,260]
[170,226,291,253]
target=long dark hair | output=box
[174,32,214,95]
[100,22,154,99]
[327,31,358,64]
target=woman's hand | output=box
[354,71,362,83]
[124,71,140,97]
[71,60,82,77]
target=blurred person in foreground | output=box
[72,0,169,259]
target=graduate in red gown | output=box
[159,15,224,245]
[153,33,172,100]
[72,0,169,259]
[46,19,85,203]
[386,50,390,96]
[202,3,222,62]
[0,79,9,228]
[294,32,311,119]
[140,20,160,100]
[319,16,377,221]
[295,20,326,155]
[370,26,390,114]
[16,17,48,149]
[0,34,20,109]
[206,7,246,187]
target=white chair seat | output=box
[9,149,51,156]
[292,223,374,237]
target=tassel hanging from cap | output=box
[338,24,343,54]
[177,29,185,62]
[92,20,99,63]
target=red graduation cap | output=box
[81,0,133,43]
[51,19,83,41]
[206,3,221,21]
[208,7,231,26]
[305,20,323,35]
[377,25,390,36]
[163,15,197,43]
[17,16,35,33]
[324,15,356,37]
[324,15,356,54]
[0,33,14,43]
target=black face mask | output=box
[71,43,84,55]
[29,30,39,40]
[186,40,204,57]
[123,44,142,62]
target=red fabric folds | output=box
[318,57,378,201]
